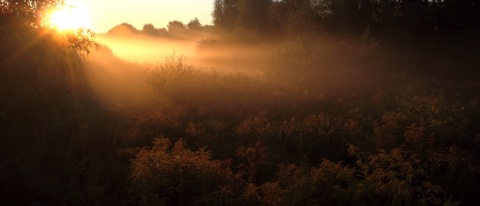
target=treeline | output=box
[106,18,211,39]
[211,0,480,74]
[213,0,480,39]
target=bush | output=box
[145,54,194,89]
[130,137,235,205]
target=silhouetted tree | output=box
[267,0,323,36]
[187,18,202,30]
[212,0,239,30]
[142,23,157,35]
[140,23,167,36]
[107,22,139,35]
[237,0,272,32]
[167,20,186,33]
[1,0,97,55]
[0,0,60,27]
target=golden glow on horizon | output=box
[81,0,214,33]
[49,0,92,31]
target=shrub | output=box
[145,54,194,89]
[130,137,234,205]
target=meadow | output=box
[1,1,480,205]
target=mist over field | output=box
[1,1,480,205]
[83,32,276,110]
[95,32,274,72]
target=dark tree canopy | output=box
[212,0,239,30]
[1,0,97,58]
[212,0,480,40]
[236,0,271,32]
[0,0,61,27]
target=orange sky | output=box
[79,0,214,33]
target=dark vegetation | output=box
[106,18,212,41]
[1,0,480,205]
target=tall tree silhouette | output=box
[237,0,271,32]
[212,0,239,30]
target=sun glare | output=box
[49,0,92,31]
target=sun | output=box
[49,0,92,31]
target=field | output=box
[1,1,480,205]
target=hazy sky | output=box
[81,0,215,33]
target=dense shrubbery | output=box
[129,137,235,205]
[120,49,479,205]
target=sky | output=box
[80,0,215,33]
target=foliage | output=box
[0,0,61,27]
[212,0,480,71]
[141,23,167,36]
[145,54,194,90]
[236,0,271,32]
[349,146,451,205]
[187,18,202,30]
[61,28,99,57]
[130,137,235,205]
[167,20,186,33]
[253,147,453,205]
[108,20,209,39]
[236,141,269,183]
[1,0,99,56]
[212,0,239,31]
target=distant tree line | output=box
[107,18,210,39]
[211,0,480,74]
[212,0,480,41]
